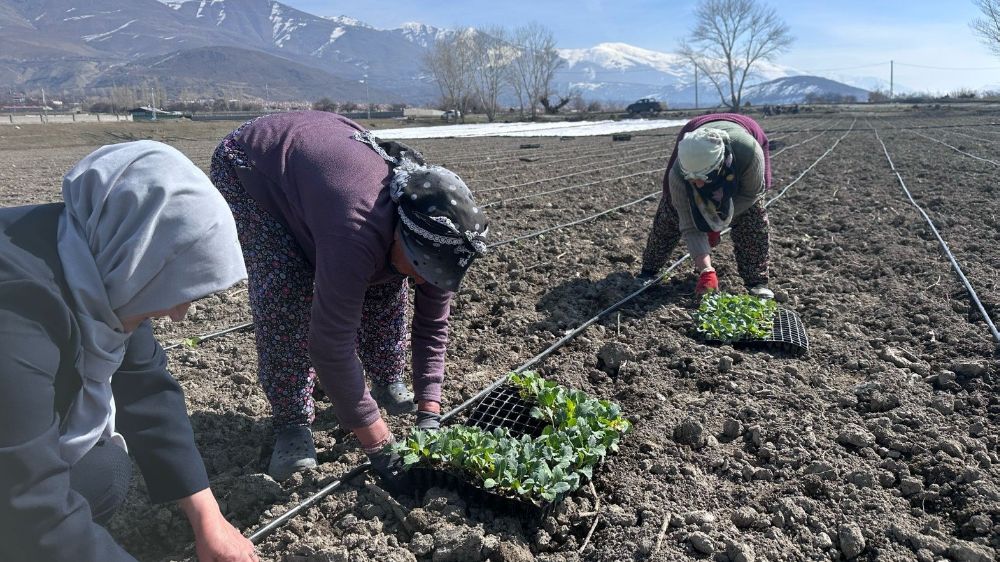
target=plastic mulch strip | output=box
[702,307,809,355]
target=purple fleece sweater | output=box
[232,111,451,428]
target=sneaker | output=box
[749,285,775,299]
[268,425,317,481]
[370,381,418,415]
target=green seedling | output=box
[695,291,777,342]
[396,371,630,504]
[182,336,202,348]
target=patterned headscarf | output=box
[354,131,488,291]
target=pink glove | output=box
[695,269,719,296]
[708,231,721,248]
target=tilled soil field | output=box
[2,108,997,562]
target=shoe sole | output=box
[269,458,317,481]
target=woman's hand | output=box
[178,489,258,562]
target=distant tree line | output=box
[420,22,570,122]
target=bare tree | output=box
[507,23,564,119]
[423,29,476,120]
[470,26,513,122]
[972,0,1000,56]
[679,0,793,112]
[539,88,578,114]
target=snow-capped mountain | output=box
[554,42,803,107]
[744,75,871,105]
[0,0,868,106]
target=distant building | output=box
[404,108,445,118]
[2,105,54,112]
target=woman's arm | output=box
[0,285,135,562]
[112,322,209,502]
[668,167,713,260]
[113,322,256,562]
[411,283,451,407]
[178,489,259,562]
[309,237,383,430]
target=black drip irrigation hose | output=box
[161,322,254,351]
[451,136,666,169]
[872,127,1000,345]
[903,128,1000,167]
[473,154,663,194]
[243,122,854,546]
[247,462,372,543]
[488,191,660,248]
[482,168,664,208]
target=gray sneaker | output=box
[371,381,418,415]
[268,425,317,481]
[749,285,775,299]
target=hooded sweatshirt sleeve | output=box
[0,282,135,562]
[111,322,209,504]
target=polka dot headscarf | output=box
[352,130,489,292]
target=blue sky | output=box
[283,0,1000,93]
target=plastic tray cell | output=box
[460,384,547,438]
[763,308,809,353]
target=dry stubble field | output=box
[1,108,997,562]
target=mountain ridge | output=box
[0,0,870,107]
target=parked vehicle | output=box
[441,109,462,121]
[626,98,664,116]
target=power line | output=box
[894,62,1000,71]
[794,62,890,73]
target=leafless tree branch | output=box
[972,0,1000,57]
[679,0,793,111]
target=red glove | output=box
[707,231,721,248]
[695,269,719,295]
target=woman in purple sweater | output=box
[210,111,489,481]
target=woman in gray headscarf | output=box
[0,141,257,561]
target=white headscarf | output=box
[56,140,247,464]
[677,127,730,180]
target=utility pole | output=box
[364,74,370,119]
[151,86,156,121]
[694,65,699,109]
[890,60,894,101]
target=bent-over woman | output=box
[0,141,257,561]
[210,111,489,482]
[640,112,773,298]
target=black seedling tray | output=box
[406,384,561,521]
[459,384,547,438]
[701,307,809,355]
[407,465,562,521]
